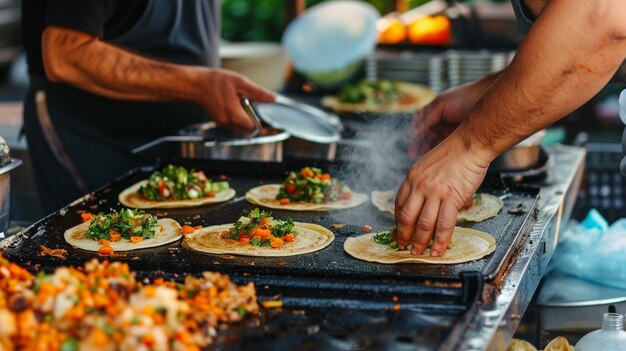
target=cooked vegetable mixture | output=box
[373,226,399,250]
[0,252,258,351]
[222,208,296,249]
[139,164,229,201]
[373,226,454,251]
[276,167,351,204]
[338,79,400,105]
[85,208,160,242]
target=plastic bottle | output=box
[574,313,626,350]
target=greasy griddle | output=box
[1,159,537,287]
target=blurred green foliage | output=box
[221,0,433,42]
[221,0,287,42]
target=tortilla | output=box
[344,227,495,264]
[456,194,503,222]
[372,190,503,222]
[184,222,334,257]
[118,180,236,209]
[64,218,182,252]
[507,339,538,351]
[321,82,436,114]
[246,184,368,211]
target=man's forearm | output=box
[454,0,626,162]
[42,26,206,103]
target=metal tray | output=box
[1,159,537,284]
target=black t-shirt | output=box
[22,0,148,77]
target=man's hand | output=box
[196,69,275,130]
[409,73,501,158]
[395,134,490,257]
[42,26,275,130]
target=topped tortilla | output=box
[184,222,334,257]
[65,213,182,252]
[246,167,368,211]
[247,184,368,211]
[118,165,235,209]
[321,80,436,114]
[119,181,236,209]
[371,190,503,222]
[344,227,495,264]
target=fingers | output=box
[236,77,276,103]
[394,186,423,250]
[411,198,441,255]
[430,201,458,257]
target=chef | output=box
[21,0,275,212]
[396,0,626,256]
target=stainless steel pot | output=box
[0,135,21,235]
[177,122,290,162]
[491,130,546,172]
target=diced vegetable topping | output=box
[276,167,350,204]
[222,208,296,248]
[372,226,455,250]
[462,193,483,211]
[139,164,229,201]
[85,208,160,242]
[373,226,399,250]
[338,79,400,105]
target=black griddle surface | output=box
[1,159,538,285]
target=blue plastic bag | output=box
[549,209,626,289]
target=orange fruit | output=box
[408,15,450,45]
[378,17,407,44]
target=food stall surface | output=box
[0,145,584,350]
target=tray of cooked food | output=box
[0,158,539,287]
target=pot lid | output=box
[241,95,343,144]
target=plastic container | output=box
[574,313,626,350]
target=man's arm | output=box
[395,0,626,256]
[42,26,275,129]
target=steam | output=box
[325,114,420,225]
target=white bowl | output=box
[220,42,289,91]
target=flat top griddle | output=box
[0,159,538,285]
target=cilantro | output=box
[237,307,247,317]
[373,226,400,250]
[60,338,78,351]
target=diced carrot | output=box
[270,238,284,248]
[109,230,121,242]
[153,278,164,285]
[284,234,295,242]
[284,184,297,194]
[130,236,144,244]
[256,228,272,238]
[181,225,196,235]
[92,328,109,346]
[279,198,290,205]
[239,236,250,244]
[98,239,110,246]
[80,212,95,222]
[261,300,283,309]
[205,192,215,198]
[321,173,331,180]
[193,225,203,230]
[98,246,114,256]
[301,169,313,178]
[260,217,270,225]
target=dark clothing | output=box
[22,0,221,213]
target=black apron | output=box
[23,0,220,213]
